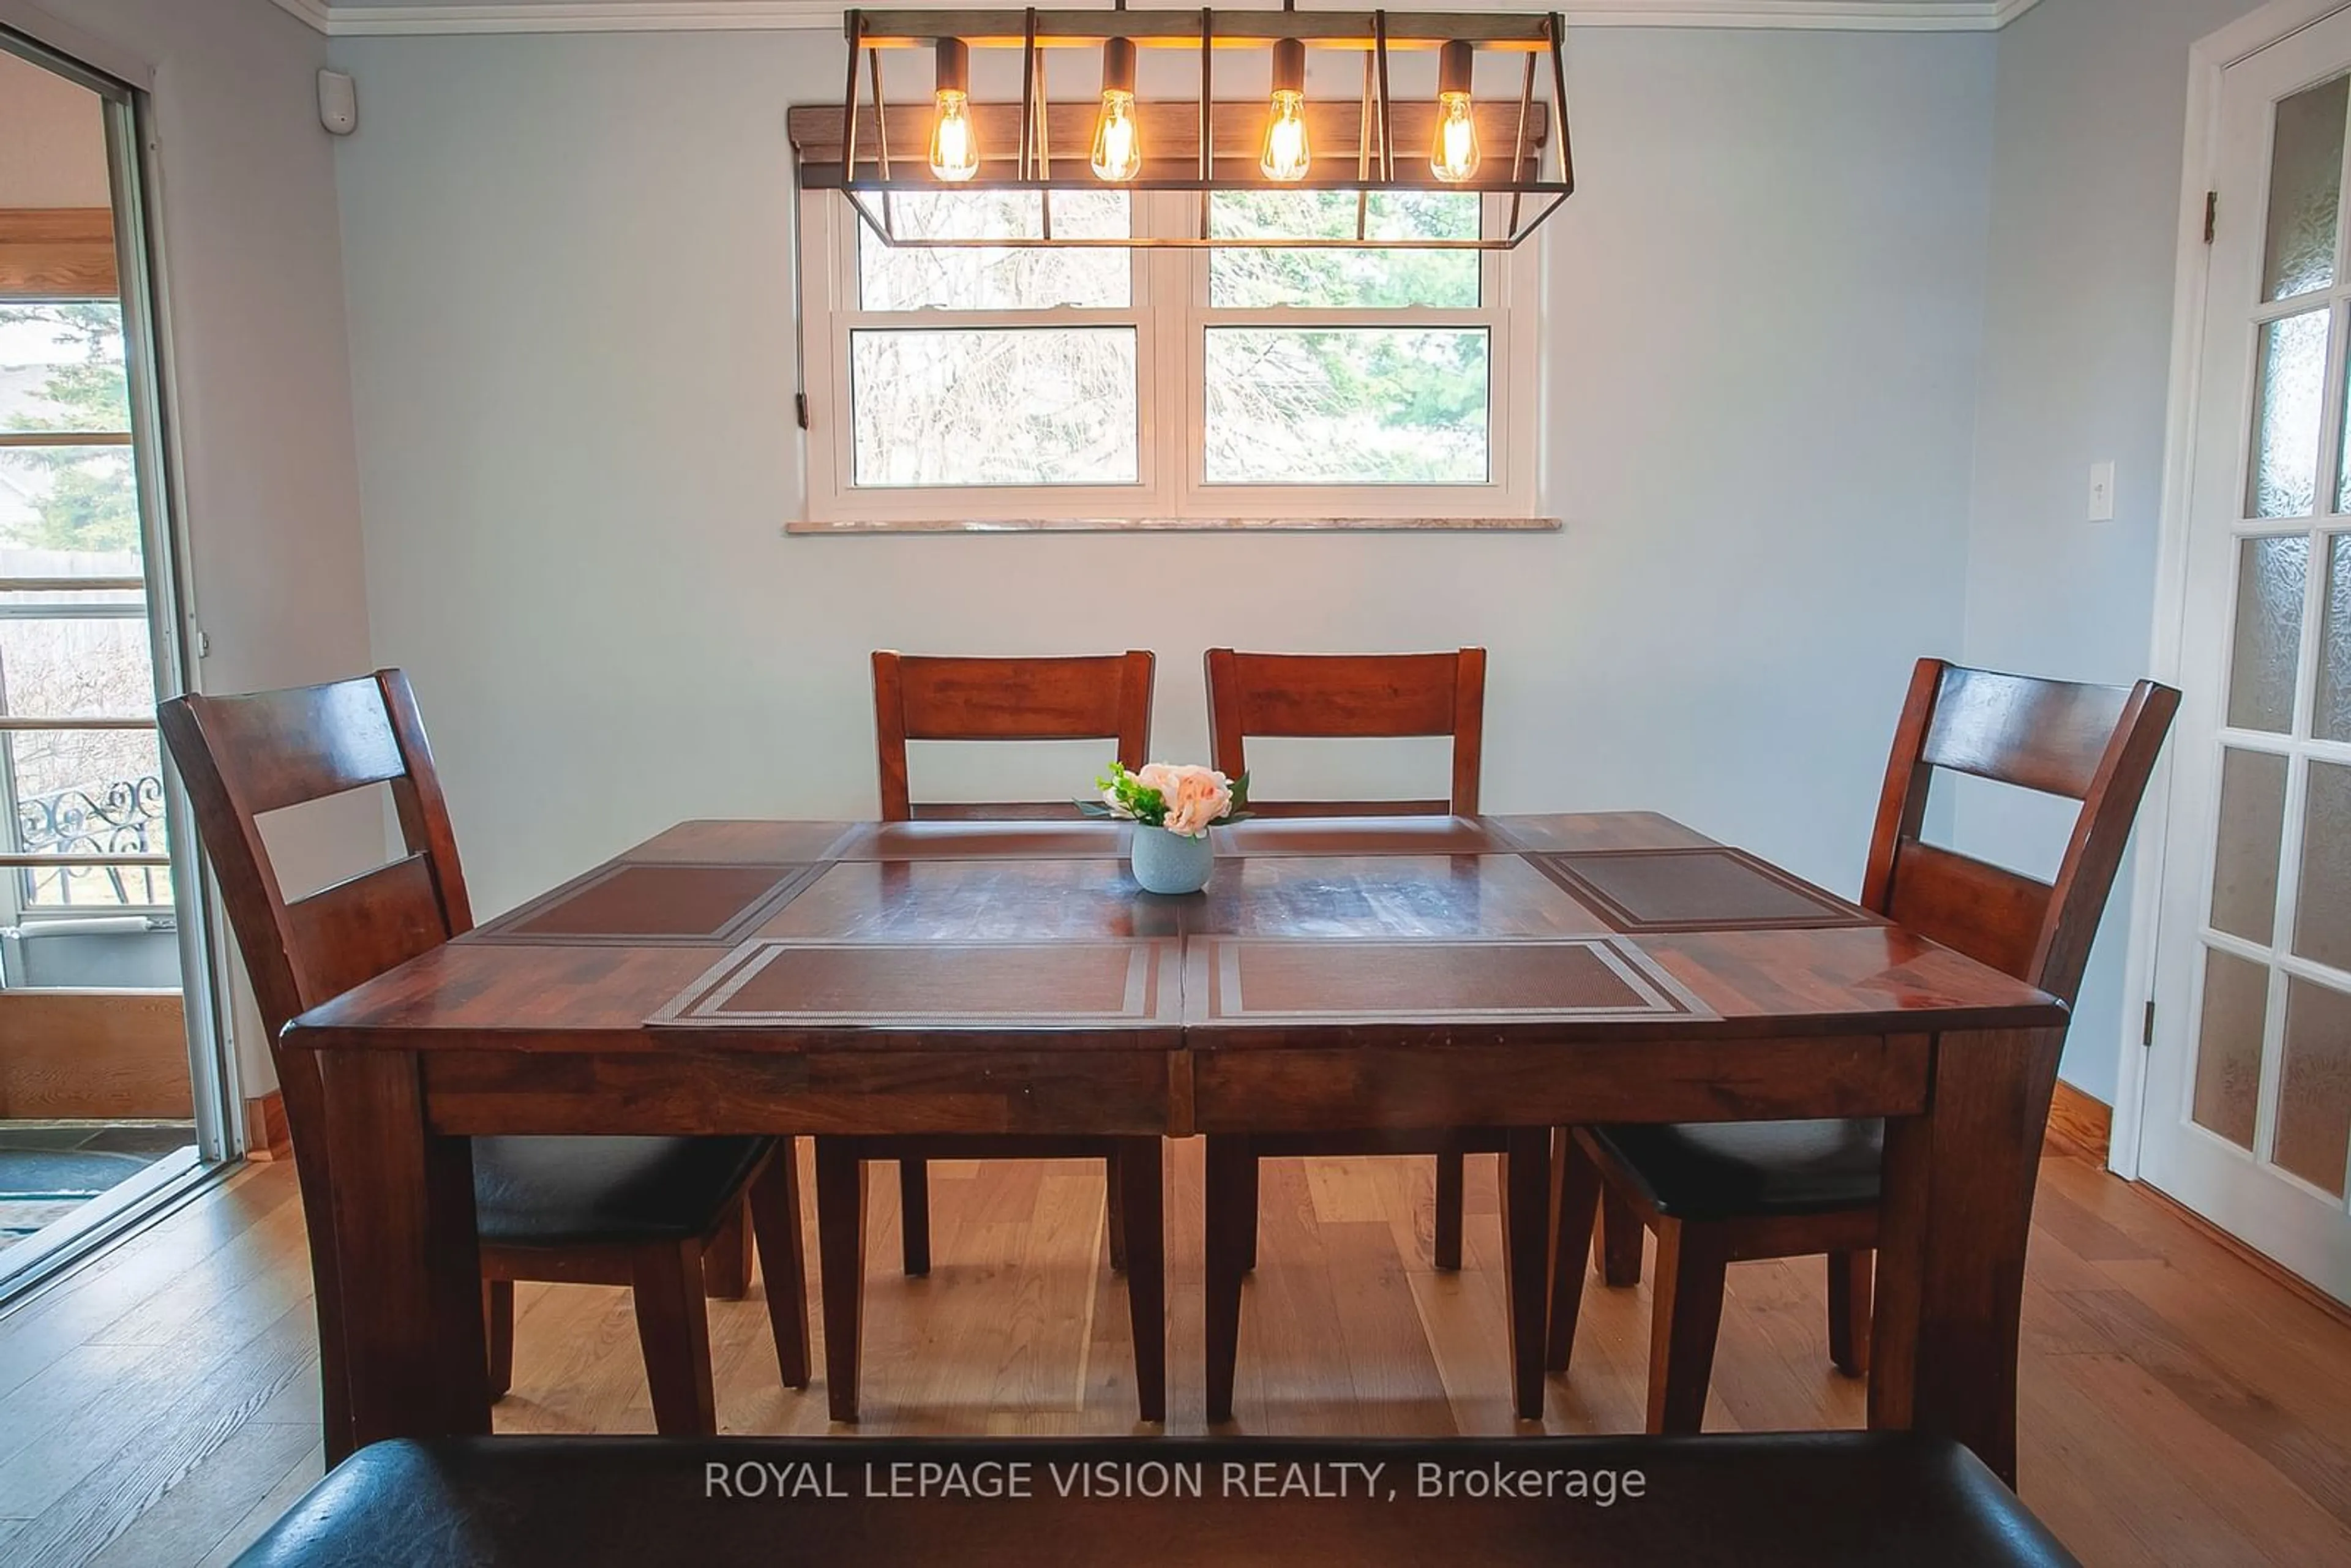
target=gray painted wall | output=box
[326,28,1997,950]
[17,0,2256,1109]
[25,0,2248,1109]
[1960,0,2259,1101]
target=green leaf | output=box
[1092,757,1167,827]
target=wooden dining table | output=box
[283,811,2066,1485]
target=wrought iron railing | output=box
[14,773,169,906]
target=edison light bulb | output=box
[1430,42,1479,184]
[929,39,979,183]
[930,91,978,182]
[1260,93,1310,181]
[1430,95,1479,183]
[1259,37,1311,182]
[1090,37,1141,182]
[1092,94,1141,181]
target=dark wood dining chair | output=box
[814,649,1166,1422]
[1199,646,1497,1421]
[1545,658,2178,1433]
[160,670,809,1452]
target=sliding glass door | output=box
[0,26,230,1292]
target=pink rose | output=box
[1133,763,1183,801]
[1161,765,1232,837]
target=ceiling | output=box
[274,0,2047,38]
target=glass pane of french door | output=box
[2266,75,2351,299]
[2193,948,2270,1149]
[2276,978,2351,1196]
[2186,67,2351,1206]
[2227,536,2308,727]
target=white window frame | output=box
[0,296,171,922]
[794,189,1542,528]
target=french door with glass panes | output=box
[2142,7,2351,1301]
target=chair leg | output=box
[1827,1248,1872,1378]
[1600,1186,1644,1287]
[1545,1128,1603,1374]
[629,1239,719,1436]
[482,1279,514,1401]
[1241,1148,1260,1273]
[746,1141,811,1389]
[815,1139,867,1423]
[898,1157,931,1277]
[1104,1150,1129,1274]
[1434,1150,1466,1272]
[1115,1137,1166,1422]
[1644,1218,1730,1435]
[291,1146,358,1465]
[316,1307,354,1470]
[1204,1135,1253,1424]
[703,1196,753,1300]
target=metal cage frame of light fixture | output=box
[792,6,1575,250]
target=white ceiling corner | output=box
[271,0,2049,40]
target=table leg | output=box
[1203,1135,1253,1425]
[1499,1127,1553,1421]
[1869,1027,2063,1487]
[314,1048,487,1455]
[814,1139,866,1423]
[1115,1136,1166,1423]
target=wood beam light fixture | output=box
[791,6,1575,249]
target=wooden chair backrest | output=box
[871,650,1155,821]
[159,669,471,1043]
[157,668,473,1446]
[1861,658,2179,1007]
[1202,648,1487,817]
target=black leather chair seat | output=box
[1589,1119,1884,1221]
[471,1136,770,1248]
[233,1435,2076,1567]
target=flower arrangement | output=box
[1085,760,1251,839]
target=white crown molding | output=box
[269,0,339,30]
[270,0,2051,39]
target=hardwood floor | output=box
[0,1139,2345,1566]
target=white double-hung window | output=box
[795,187,1540,528]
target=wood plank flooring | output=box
[0,1139,2345,1566]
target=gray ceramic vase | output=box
[1130,823,1213,895]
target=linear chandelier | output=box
[789,6,1575,249]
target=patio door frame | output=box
[2125,0,2351,1217]
[0,24,241,1196]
